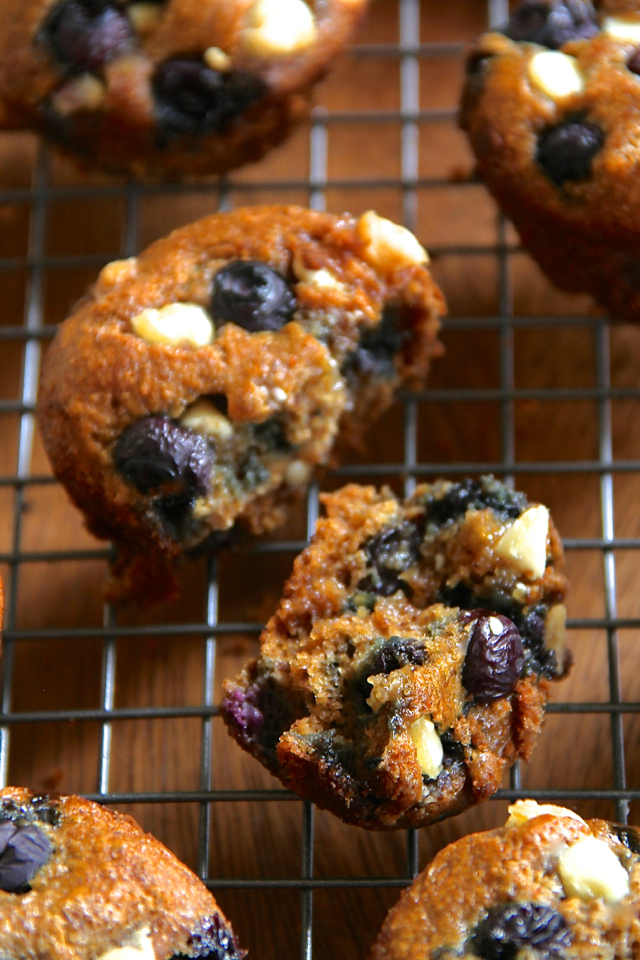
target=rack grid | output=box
[1,0,639,957]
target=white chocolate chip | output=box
[506,799,586,828]
[356,211,429,273]
[204,46,232,71]
[292,254,345,292]
[495,505,549,580]
[127,2,163,33]
[51,74,105,115]
[602,16,640,43]
[131,303,214,348]
[545,604,567,674]
[179,399,233,440]
[98,257,138,288]
[528,50,585,100]
[558,836,629,904]
[272,387,287,403]
[97,929,155,960]
[285,459,310,487]
[243,0,317,56]
[408,717,443,780]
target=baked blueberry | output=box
[344,306,408,378]
[0,822,51,893]
[472,902,571,959]
[357,521,423,597]
[153,59,266,137]
[169,914,246,960]
[42,0,132,73]
[461,612,524,704]
[211,261,297,333]
[425,477,528,526]
[536,118,604,186]
[368,637,428,676]
[628,47,640,76]
[113,416,214,498]
[505,0,598,49]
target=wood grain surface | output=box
[1,1,640,958]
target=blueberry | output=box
[0,822,52,893]
[536,118,604,187]
[472,902,571,960]
[505,0,599,49]
[368,636,427,676]
[211,261,296,334]
[113,416,214,498]
[42,0,132,73]
[613,825,640,855]
[358,521,424,598]
[343,305,408,379]
[425,478,528,526]
[153,59,266,136]
[461,611,524,703]
[628,48,640,75]
[170,914,246,960]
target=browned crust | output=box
[0,787,240,960]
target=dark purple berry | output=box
[613,825,640,855]
[426,478,528,526]
[343,306,408,379]
[222,686,265,738]
[211,261,296,334]
[0,822,52,893]
[113,416,214,498]
[628,47,640,75]
[368,636,427,676]
[153,59,266,136]
[170,914,246,960]
[461,611,524,703]
[536,118,604,186]
[358,521,423,598]
[505,0,598,49]
[42,0,132,73]
[472,902,571,960]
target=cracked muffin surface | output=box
[221,478,569,830]
[461,0,640,323]
[0,787,244,960]
[37,204,444,601]
[372,799,640,959]
[0,0,366,178]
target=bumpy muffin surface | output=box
[372,799,640,959]
[0,0,366,178]
[222,478,569,830]
[0,787,243,960]
[461,0,640,323]
[37,205,444,601]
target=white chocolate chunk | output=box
[98,257,138,288]
[408,717,443,780]
[97,929,155,960]
[51,74,105,115]
[292,254,345,291]
[285,459,310,487]
[558,836,629,904]
[545,604,567,673]
[243,0,317,56]
[131,303,214,348]
[356,211,429,273]
[127,2,163,33]
[507,799,585,828]
[204,46,232,71]
[495,505,549,580]
[179,399,233,440]
[528,50,585,100]
[602,16,640,43]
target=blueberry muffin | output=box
[461,0,640,324]
[0,0,366,179]
[221,478,569,830]
[37,205,444,601]
[0,786,244,960]
[372,799,640,959]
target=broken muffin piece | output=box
[372,800,639,959]
[37,205,444,602]
[222,478,569,830]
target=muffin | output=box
[37,204,445,601]
[0,786,244,960]
[461,0,640,323]
[372,798,640,959]
[0,0,366,178]
[222,478,569,830]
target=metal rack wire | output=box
[0,0,639,956]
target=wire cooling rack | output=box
[2,0,640,957]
